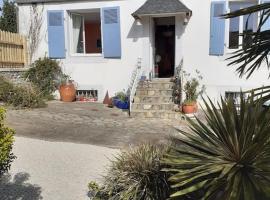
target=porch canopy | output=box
[132,0,192,19]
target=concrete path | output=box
[1,137,118,200]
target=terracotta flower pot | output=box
[182,102,198,114]
[59,83,76,102]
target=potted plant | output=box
[182,70,205,114]
[113,91,129,110]
[58,74,77,102]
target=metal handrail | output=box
[128,58,142,115]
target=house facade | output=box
[16,0,270,103]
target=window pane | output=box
[229,3,240,49]
[72,14,84,53]
[84,11,102,54]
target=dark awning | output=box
[132,0,192,19]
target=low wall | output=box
[0,68,29,85]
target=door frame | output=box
[150,15,177,79]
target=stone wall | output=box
[0,69,29,85]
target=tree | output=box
[224,3,270,101]
[0,0,17,33]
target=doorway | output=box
[154,17,175,78]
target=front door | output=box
[154,17,175,78]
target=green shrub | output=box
[0,76,46,109]
[164,96,270,200]
[24,57,65,98]
[0,107,15,175]
[114,91,128,102]
[89,144,171,200]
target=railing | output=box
[128,58,142,115]
[0,30,29,68]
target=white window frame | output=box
[225,0,259,53]
[68,9,103,57]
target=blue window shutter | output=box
[209,1,226,56]
[101,7,121,58]
[261,0,270,31]
[47,10,66,59]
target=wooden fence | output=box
[0,30,28,68]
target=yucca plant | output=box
[164,96,270,200]
[89,144,171,200]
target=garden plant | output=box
[25,57,67,99]
[88,144,171,200]
[0,107,15,175]
[164,96,270,200]
[0,76,45,109]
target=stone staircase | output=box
[131,78,182,119]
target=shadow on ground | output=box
[0,172,43,200]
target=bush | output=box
[89,144,171,200]
[0,76,46,109]
[164,96,270,200]
[114,91,128,102]
[24,57,65,98]
[0,107,15,175]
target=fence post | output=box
[23,36,29,67]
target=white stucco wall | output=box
[17,0,270,103]
[182,0,269,103]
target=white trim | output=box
[150,17,154,78]
[136,12,190,18]
[69,53,103,57]
[68,9,103,56]
[82,16,86,54]
[225,0,259,52]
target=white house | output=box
[16,0,270,103]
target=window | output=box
[228,2,258,49]
[225,91,249,106]
[71,9,102,55]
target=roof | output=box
[16,0,87,4]
[132,0,191,18]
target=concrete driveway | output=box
[6,101,183,148]
[2,101,186,200]
[3,136,118,200]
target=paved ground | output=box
[1,101,188,200]
[6,101,186,148]
[1,137,118,200]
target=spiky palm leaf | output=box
[223,3,270,102]
[224,3,270,78]
[163,97,270,200]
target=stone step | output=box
[132,103,175,111]
[135,89,173,96]
[151,78,172,82]
[131,110,183,120]
[137,81,174,90]
[133,95,173,103]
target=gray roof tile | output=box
[16,0,88,4]
[132,0,191,18]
